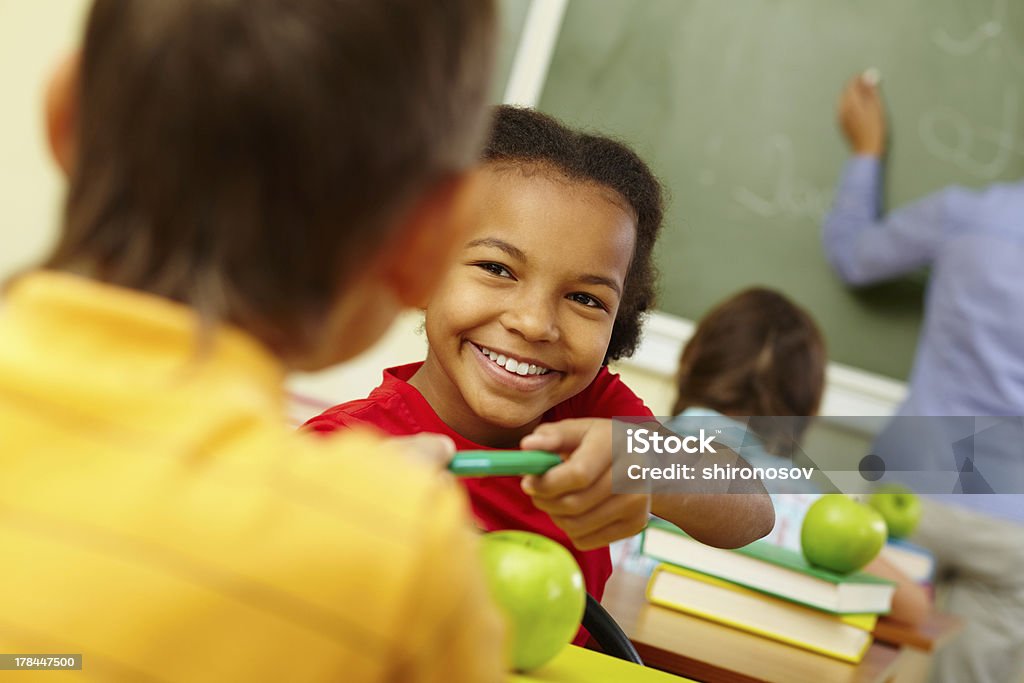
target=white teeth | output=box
[477,344,551,376]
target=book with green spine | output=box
[641,518,895,615]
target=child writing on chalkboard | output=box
[667,287,930,626]
[306,106,774,607]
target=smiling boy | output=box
[308,107,774,609]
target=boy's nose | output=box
[500,298,561,343]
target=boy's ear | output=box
[384,168,482,308]
[44,52,80,177]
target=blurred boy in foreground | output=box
[0,1,505,680]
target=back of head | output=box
[482,105,665,363]
[49,0,496,359]
[673,287,826,449]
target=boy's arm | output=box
[632,417,776,548]
[391,484,505,683]
[521,419,774,551]
[649,493,774,549]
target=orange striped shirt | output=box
[0,271,504,682]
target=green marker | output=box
[448,450,562,477]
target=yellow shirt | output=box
[0,272,504,682]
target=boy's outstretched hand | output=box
[520,418,651,551]
[521,417,775,552]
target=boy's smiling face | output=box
[410,164,636,447]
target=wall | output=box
[0,0,90,280]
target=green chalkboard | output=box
[539,0,1024,379]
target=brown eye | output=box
[569,292,606,310]
[475,262,514,278]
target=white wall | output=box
[0,0,90,280]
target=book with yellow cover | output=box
[647,563,877,663]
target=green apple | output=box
[479,530,586,672]
[868,484,922,539]
[801,495,887,574]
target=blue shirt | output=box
[824,156,1024,522]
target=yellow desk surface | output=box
[509,645,694,682]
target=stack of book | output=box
[878,538,935,585]
[641,518,897,663]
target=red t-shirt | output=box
[304,362,654,603]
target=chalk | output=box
[862,67,881,87]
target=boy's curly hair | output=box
[482,106,664,363]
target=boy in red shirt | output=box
[307,107,774,603]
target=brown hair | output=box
[482,106,664,363]
[46,0,496,359]
[672,288,826,450]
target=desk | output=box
[602,570,903,683]
[874,612,963,652]
[873,612,963,683]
